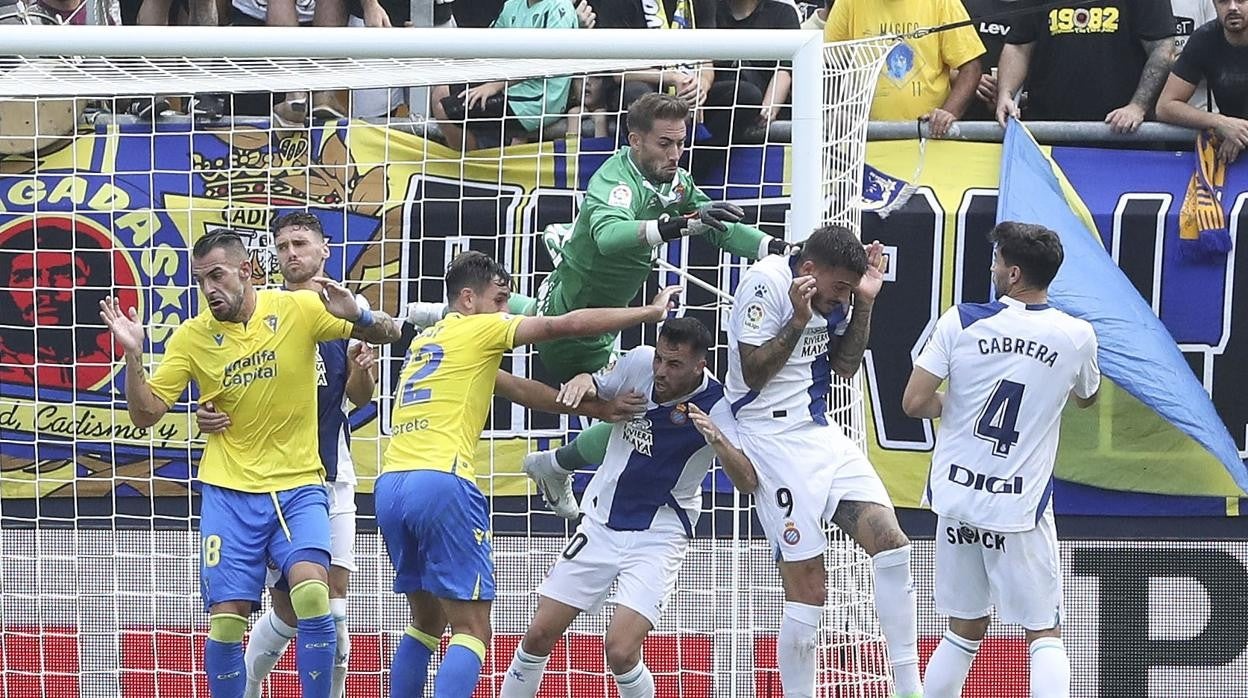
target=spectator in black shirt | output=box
[963,0,1018,121]
[1158,0,1248,162]
[702,0,799,145]
[996,0,1177,133]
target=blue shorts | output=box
[375,470,494,601]
[199,483,331,611]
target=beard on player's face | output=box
[652,343,704,402]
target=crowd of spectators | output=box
[15,0,1246,159]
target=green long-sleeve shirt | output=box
[550,146,771,309]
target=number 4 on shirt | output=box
[975,379,1024,457]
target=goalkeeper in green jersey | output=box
[406,92,793,515]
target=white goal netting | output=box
[0,28,891,696]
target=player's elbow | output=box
[831,360,860,382]
[900,393,923,419]
[741,366,767,393]
[128,407,162,429]
[1074,391,1099,409]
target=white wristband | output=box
[643,220,664,248]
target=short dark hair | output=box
[658,316,713,357]
[271,211,325,240]
[798,224,867,276]
[626,93,690,136]
[988,221,1064,289]
[444,250,512,302]
[192,228,248,261]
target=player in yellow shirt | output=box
[377,250,680,698]
[99,229,401,698]
[825,0,985,136]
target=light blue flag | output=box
[997,119,1248,494]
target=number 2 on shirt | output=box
[400,344,444,406]
[975,379,1024,457]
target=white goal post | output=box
[0,25,893,696]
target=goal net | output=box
[0,26,890,696]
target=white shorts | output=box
[933,508,1063,631]
[266,480,358,587]
[739,424,892,562]
[537,517,688,628]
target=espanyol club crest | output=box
[670,403,689,425]
[782,521,801,546]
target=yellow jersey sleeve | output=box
[466,312,525,352]
[288,289,354,343]
[147,325,194,407]
[939,0,986,69]
[823,0,850,42]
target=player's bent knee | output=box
[285,550,331,585]
[603,636,643,675]
[289,579,332,619]
[858,508,909,556]
[520,622,563,657]
[949,616,990,642]
[328,565,351,597]
[779,557,828,606]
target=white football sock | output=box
[871,545,921,696]
[499,646,549,698]
[243,610,296,698]
[1029,637,1070,698]
[924,630,981,698]
[330,597,350,698]
[613,661,655,698]
[778,601,821,698]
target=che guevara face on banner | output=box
[0,215,139,391]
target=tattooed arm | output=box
[738,276,815,391]
[830,241,884,379]
[1106,36,1177,133]
[830,299,873,379]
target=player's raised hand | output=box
[855,240,886,302]
[647,285,683,320]
[195,401,232,434]
[695,201,744,233]
[99,296,145,357]
[349,341,376,371]
[557,373,598,408]
[312,277,363,321]
[601,389,647,422]
[687,403,724,445]
[788,275,816,325]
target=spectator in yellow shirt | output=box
[825,0,985,137]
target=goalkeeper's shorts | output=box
[533,275,618,383]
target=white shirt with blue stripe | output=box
[725,255,850,435]
[915,295,1099,532]
[581,346,740,538]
